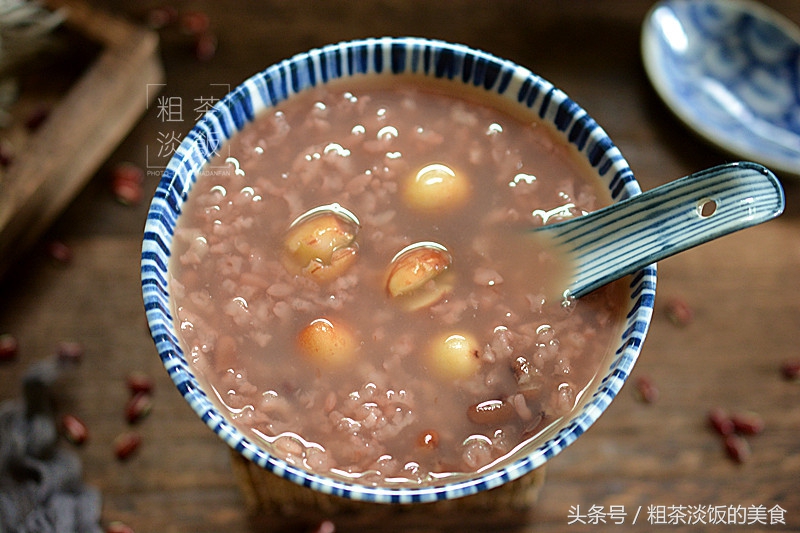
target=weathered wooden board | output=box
[0,0,162,277]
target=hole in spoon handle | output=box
[545,161,785,299]
[697,198,717,218]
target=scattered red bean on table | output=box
[708,407,735,437]
[24,106,50,131]
[125,391,153,424]
[113,431,142,461]
[664,296,694,327]
[708,406,764,464]
[126,371,155,395]
[0,141,13,167]
[45,240,73,264]
[106,521,135,533]
[0,334,19,362]
[781,359,800,381]
[310,520,336,533]
[146,6,178,29]
[730,411,765,436]
[634,374,659,404]
[723,433,751,464]
[194,32,218,61]
[61,414,89,446]
[110,162,145,206]
[56,340,84,364]
[180,10,210,35]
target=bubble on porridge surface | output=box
[466,399,514,426]
[461,434,494,470]
[403,162,471,213]
[532,202,577,225]
[561,291,577,314]
[552,381,576,417]
[508,172,536,188]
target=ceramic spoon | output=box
[532,161,785,299]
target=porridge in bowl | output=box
[168,75,628,488]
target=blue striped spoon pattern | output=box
[537,161,785,299]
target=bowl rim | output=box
[141,36,657,503]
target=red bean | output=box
[467,399,514,425]
[56,341,84,364]
[46,240,73,264]
[110,162,144,207]
[106,521,135,533]
[723,433,751,464]
[0,334,19,362]
[731,411,764,436]
[310,520,335,533]
[180,10,210,35]
[126,371,155,395]
[111,173,144,206]
[111,162,144,186]
[114,431,142,460]
[61,414,89,446]
[125,392,153,424]
[25,106,49,131]
[194,32,217,62]
[664,297,693,327]
[0,141,13,167]
[707,407,734,437]
[146,6,178,29]
[781,359,800,381]
[634,374,659,404]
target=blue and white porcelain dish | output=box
[641,0,800,177]
[141,37,656,504]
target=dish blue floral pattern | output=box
[141,37,656,503]
[642,0,800,176]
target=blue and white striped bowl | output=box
[141,37,656,503]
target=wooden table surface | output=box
[1,1,799,531]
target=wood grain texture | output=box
[0,0,163,276]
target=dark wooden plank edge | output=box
[0,0,163,277]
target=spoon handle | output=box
[534,161,786,298]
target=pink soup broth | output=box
[169,77,627,487]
